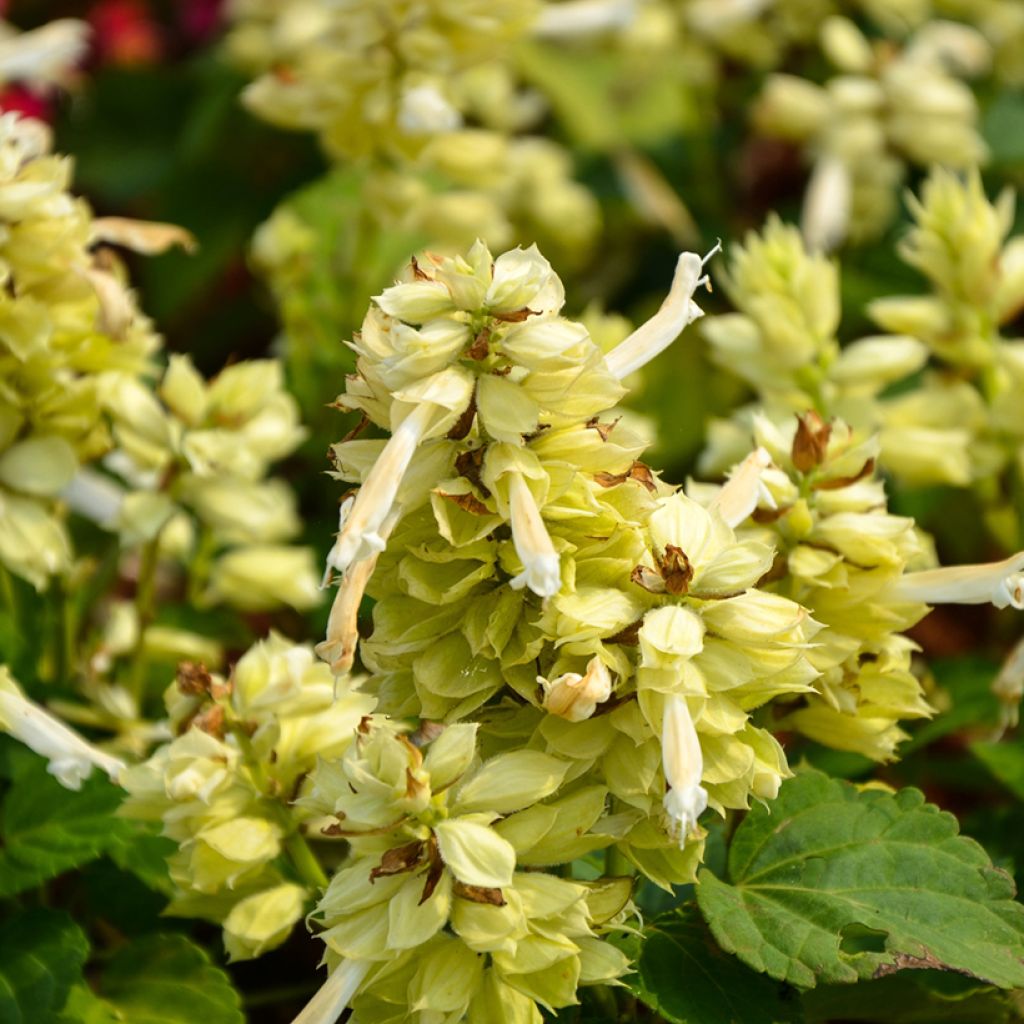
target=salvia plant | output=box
[4,3,1024,1024]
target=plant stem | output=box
[285,831,329,890]
[605,845,635,877]
[127,534,161,706]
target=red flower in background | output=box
[180,0,225,44]
[0,83,51,121]
[89,0,162,66]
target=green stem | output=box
[605,845,635,878]
[127,534,162,706]
[285,831,329,890]
[0,564,19,628]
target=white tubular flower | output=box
[802,155,852,254]
[709,447,776,529]
[540,656,613,721]
[397,84,462,135]
[662,694,707,846]
[605,243,720,380]
[534,0,637,38]
[324,404,435,576]
[290,960,371,1024]
[0,669,124,790]
[0,19,90,88]
[889,553,1024,610]
[317,509,401,677]
[993,636,1024,734]
[507,471,561,598]
[60,468,125,528]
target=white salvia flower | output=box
[290,959,371,1024]
[662,694,708,846]
[0,19,90,88]
[507,471,561,598]
[397,84,462,135]
[324,404,435,576]
[0,669,124,790]
[993,636,1024,735]
[889,552,1024,610]
[321,494,355,589]
[605,243,720,380]
[534,0,637,38]
[709,447,776,528]
[317,508,401,677]
[802,155,852,254]
[540,656,613,722]
[61,468,125,527]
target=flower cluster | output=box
[0,112,161,589]
[754,15,988,249]
[120,633,375,960]
[868,168,1024,548]
[699,217,973,489]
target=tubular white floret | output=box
[507,471,561,598]
[605,243,721,380]
[889,552,1024,609]
[0,681,125,790]
[533,0,637,38]
[802,155,852,254]
[710,447,776,528]
[290,960,372,1024]
[60,468,126,527]
[324,405,434,577]
[397,84,462,135]
[661,694,708,846]
[317,508,401,678]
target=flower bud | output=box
[541,656,613,722]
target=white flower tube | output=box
[605,244,720,380]
[290,959,372,1024]
[61,468,125,527]
[317,508,401,677]
[0,670,124,790]
[507,471,561,598]
[324,404,435,576]
[540,656,613,721]
[0,19,90,88]
[397,84,462,135]
[889,552,1024,609]
[661,694,708,846]
[534,0,637,37]
[709,447,776,528]
[802,155,852,254]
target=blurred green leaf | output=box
[0,758,134,897]
[973,741,1024,801]
[633,905,799,1023]
[0,909,88,1024]
[84,934,244,1024]
[697,769,1024,988]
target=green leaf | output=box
[633,905,799,1024]
[0,909,89,1024]
[972,741,1024,802]
[79,935,244,1024]
[801,970,1017,1024]
[0,758,134,897]
[696,769,1024,989]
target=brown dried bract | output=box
[176,661,212,696]
[585,416,620,442]
[607,619,643,645]
[791,411,832,472]
[446,390,477,440]
[192,704,225,739]
[660,545,694,596]
[440,490,491,516]
[370,840,426,883]
[812,457,876,491]
[410,255,432,281]
[492,308,536,323]
[453,882,507,906]
[465,327,491,361]
[630,564,665,594]
[594,461,658,493]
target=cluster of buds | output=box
[699,217,971,489]
[0,111,176,589]
[120,634,375,960]
[754,15,989,249]
[88,354,321,613]
[869,168,1024,549]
